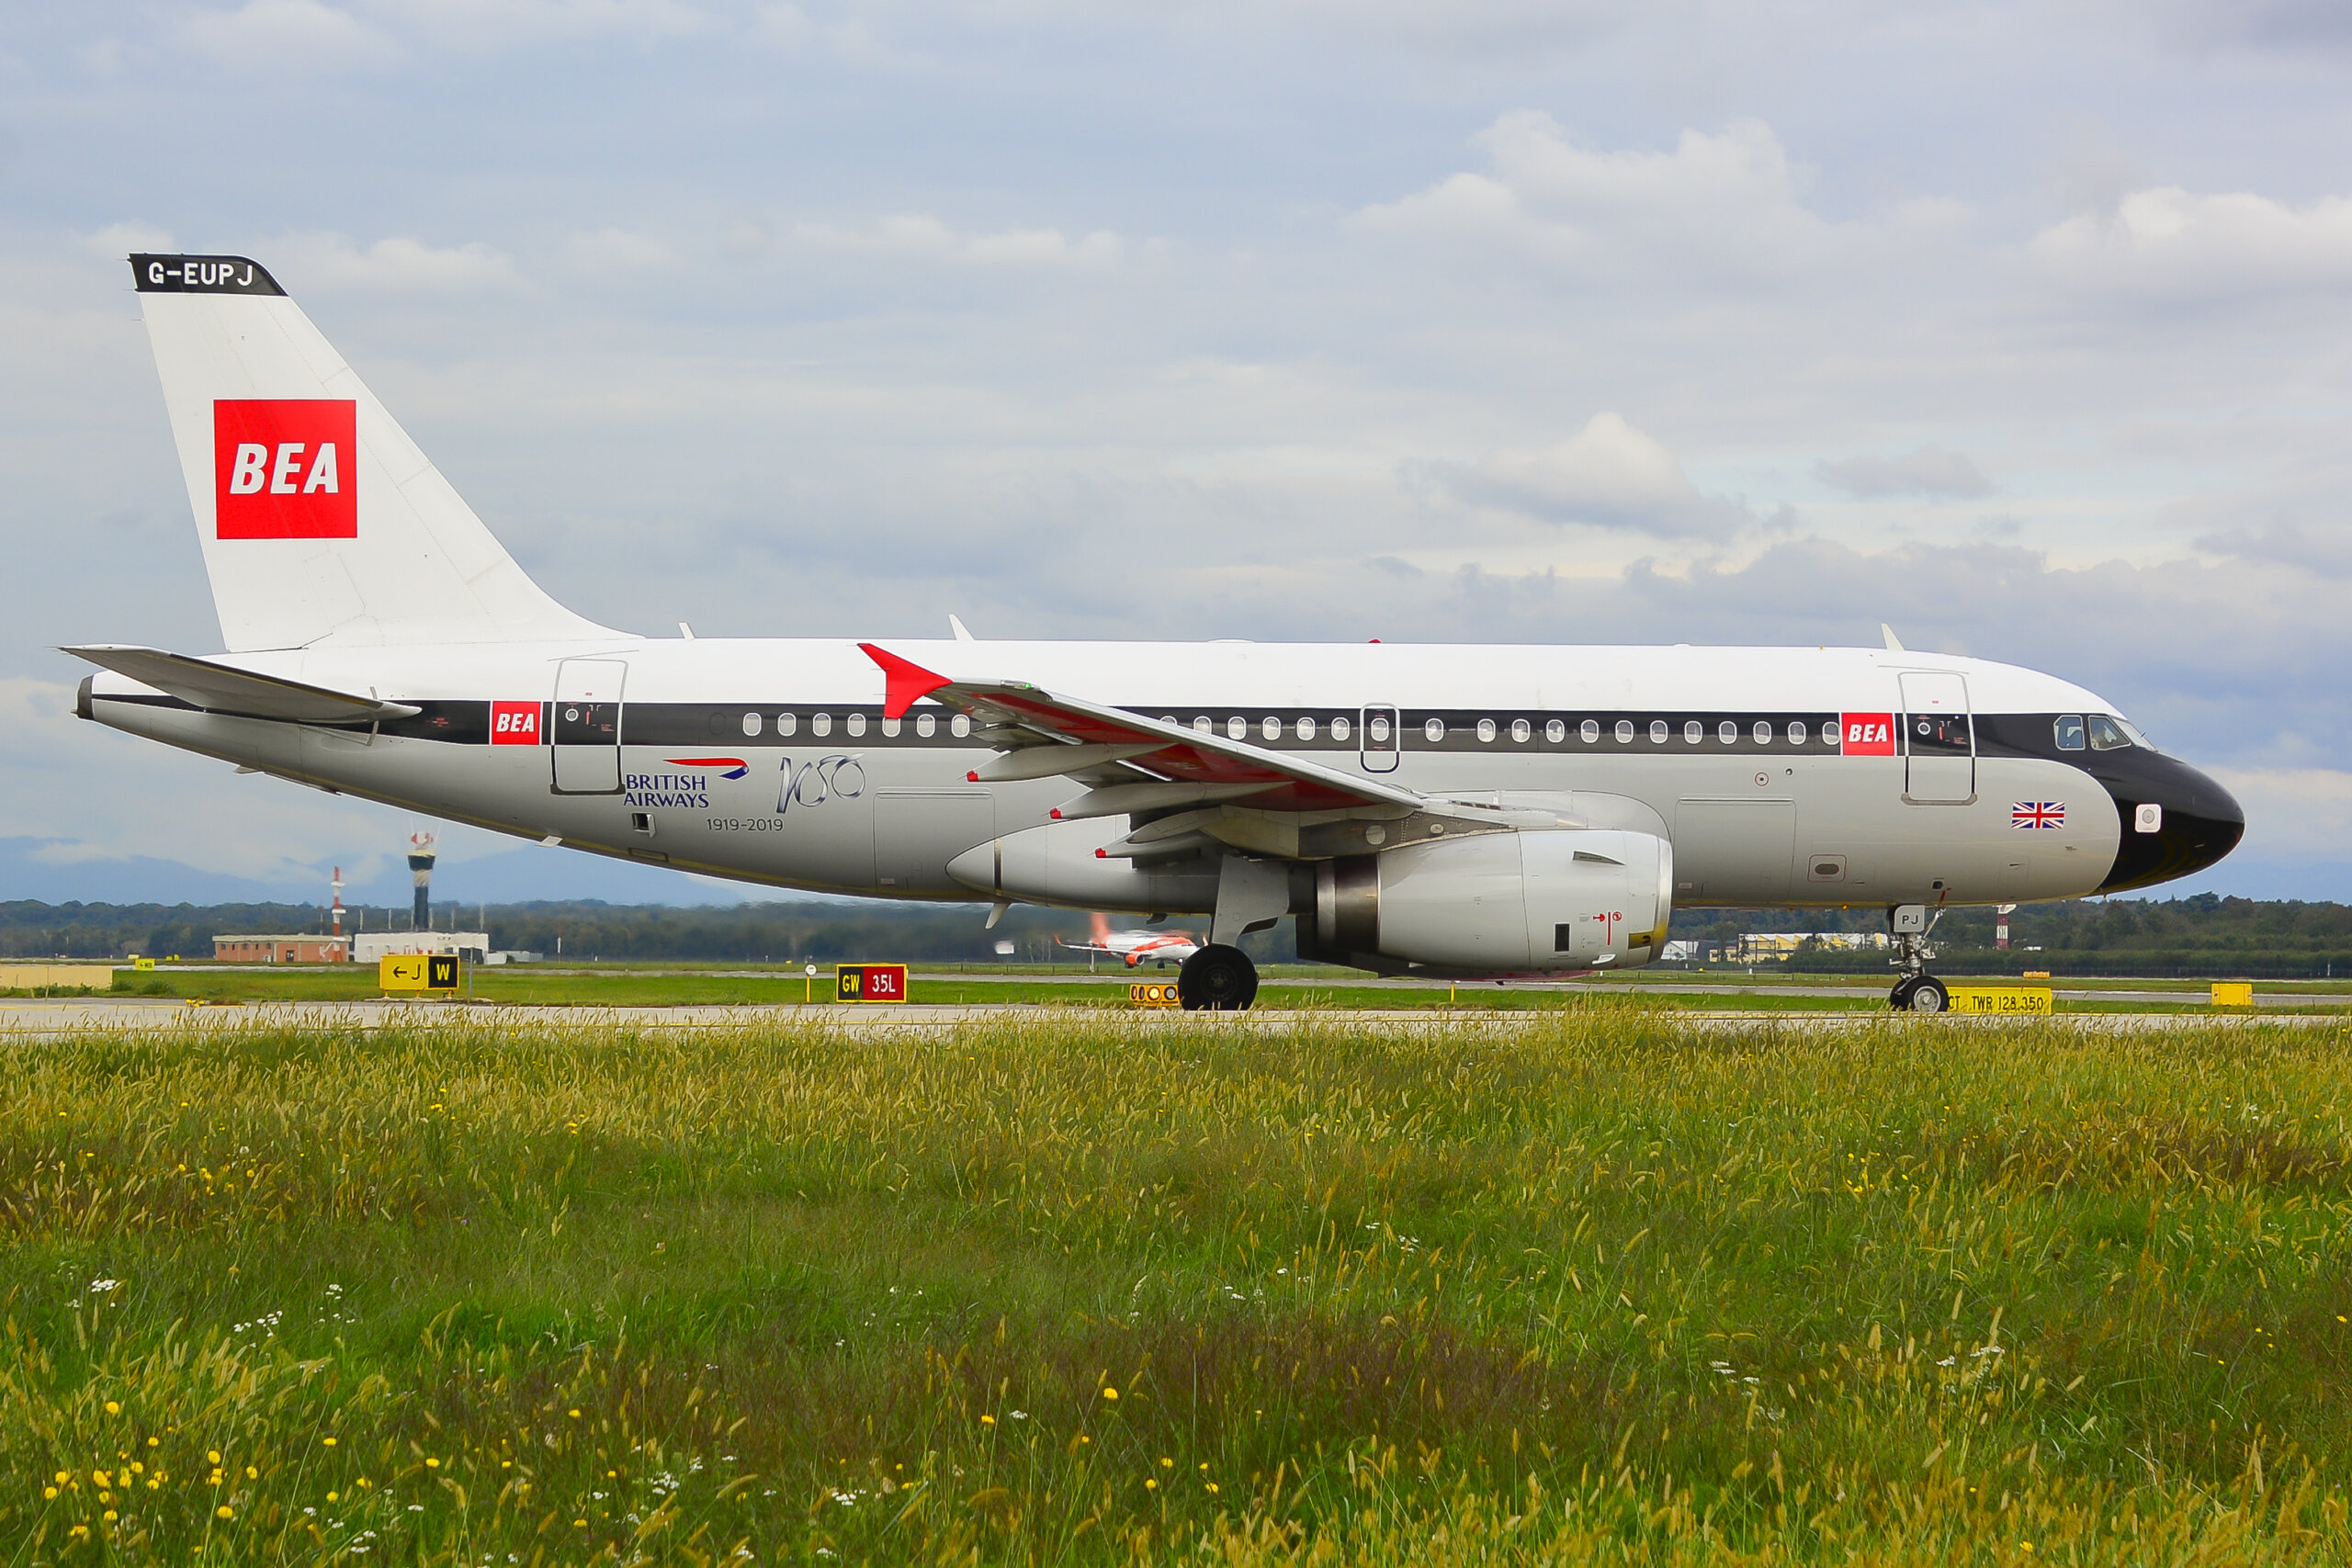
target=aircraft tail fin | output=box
[130,254,617,651]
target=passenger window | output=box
[1476,718,1497,742]
[846,713,866,737]
[915,713,935,739]
[1227,716,1248,739]
[1261,716,1282,741]
[1682,720,1702,745]
[741,712,763,738]
[881,716,900,738]
[1615,719,1634,744]
[1546,718,1566,743]
[1718,720,1736,744]
[1193,716,1213,733]
[1425,717,1447,742]
[777,712,797,736]
[1333,716,1353,742]
[2087,713,2132,750]
[1649,720,1668,744]
[951,714,971,739]
[1583,719,1601,744]
[1296,716,1316,740]
[812,713,832,737]
[1787,720,1805,745]
[1364,716,1384,742]
[1512,718,1532,743]
[2054,715,2086,750]
[1752,720,1771,745]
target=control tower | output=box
[408,829,437,930]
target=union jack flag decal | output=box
[2011,801,2065,829]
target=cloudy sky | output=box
[3,0,2349,904]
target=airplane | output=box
[69,254,2245,1012]
[1057,913,1203,968]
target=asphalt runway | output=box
[0,998,2340,1039]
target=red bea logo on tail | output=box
[213,400,357,539]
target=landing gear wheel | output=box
[1179,944,1259,1011]
[1891,976,1949,1013]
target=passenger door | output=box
[1899,671,1973,804]
[550,658,626,795]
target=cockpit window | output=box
[2115,715,2154,750]
[2054,715,2086,751]
[2087,713,2132,750]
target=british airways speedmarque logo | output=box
[665,756,750,780]
[2012,801,2066,829]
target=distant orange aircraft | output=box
[1057,911,1202,968]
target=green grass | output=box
[6,1015,2352,1562]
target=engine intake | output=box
[1299,829,1673,974]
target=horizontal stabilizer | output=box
[63,645,420,726]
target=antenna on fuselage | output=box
[949,615,977,642]
[1881,623,1905,652]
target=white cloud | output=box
[2030,186,2352,299]
[1815,446,1993,500]
[275,233,520,293]
[179,0,399,73]
[365,0,715,51]
[565,227,679,275]
[1428,412,1747,537]
[1353,113,1837,283]
[796,215,1123,267]
[83,220,175,259]
[2209,767,2352,863]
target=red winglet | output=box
[858,643,952,720]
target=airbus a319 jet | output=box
[71,255,2245,1010]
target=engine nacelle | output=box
[1298,829,1673,975]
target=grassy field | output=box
[6,1013,2352,1563]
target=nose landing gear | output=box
[1888,905,1951,1012]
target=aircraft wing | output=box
[860,643,1425,815]
[63,645,422,726]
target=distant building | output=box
[354,931,490,964]
[212,935,351,964]
[1731,931,1892,963]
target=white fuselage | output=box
[83,635,2178,915]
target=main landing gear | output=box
[1887,904,1949,1013]
[1179,943,1259,1011]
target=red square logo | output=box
[490,701,543,745]
[213,400,357,539]
[1839,712,1895,755]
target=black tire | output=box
[1888,976,1918,1010]
[1179,944,1258,1011]
[1906,976,1950,1013]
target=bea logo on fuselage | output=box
[1840,713,1895,756]
[489,701,541,744]
[213,400,357,540]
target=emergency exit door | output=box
[1899,671,1973,804]
[1360,705,1400,773]
[551,659,626,794]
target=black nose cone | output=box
[2098,757,2245,895]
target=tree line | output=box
[1,890,2342,976]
